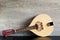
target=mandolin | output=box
[2,14,54,37]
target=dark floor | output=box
[0,36,60,40]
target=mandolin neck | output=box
[16,25,37,32]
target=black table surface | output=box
[0,36,60,40]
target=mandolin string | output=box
[16,25,37,32]
[16,23,43,32]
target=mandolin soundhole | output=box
[35,21,43,31]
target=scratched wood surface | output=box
[0,0,60,36]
